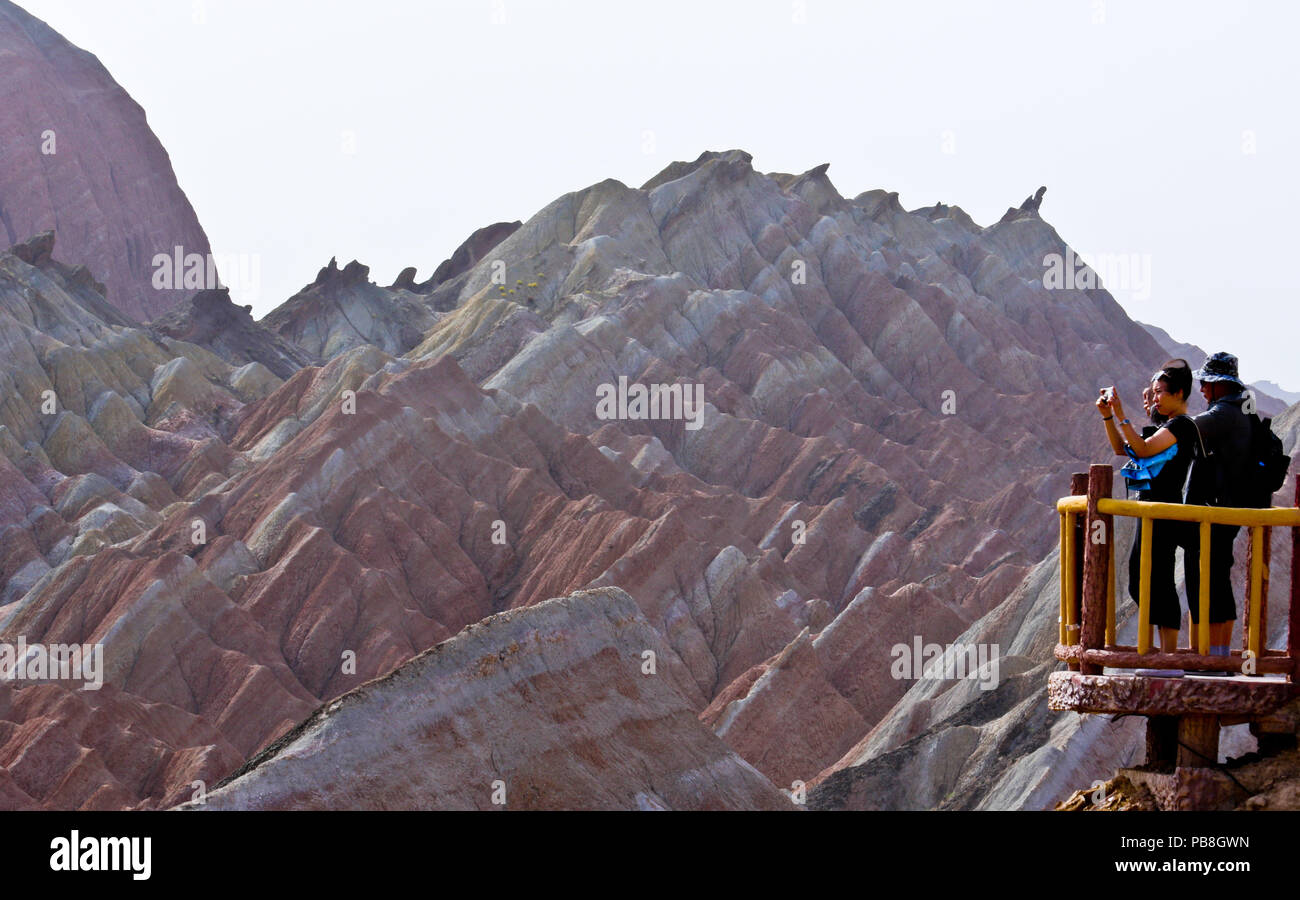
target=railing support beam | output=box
[1138,516,1154,654]
[1177,715,1220,768]
[1246,526,1265,663]
[1198,519,1211,656]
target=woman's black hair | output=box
[1155,358,1192,400]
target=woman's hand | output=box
[1108,389,1125,421]
[1098,386,1124,455]
[1096,387,1114,416]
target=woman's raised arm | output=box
[1106,389,1175,458]
[1096,387,1126,456]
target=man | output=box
[1183,352,1253,656]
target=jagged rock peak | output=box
[767,162,845,215]
[425,220,522,289]
[311,257,370,288]
[1021,185,1047,212]
[313,256,339,285]
[769,162,830,188]
[389,266,418,291]
[266,251,437,359]
[997,185,1048,224]
[853,189,905,218]
[10,230,56,267]
[640,149,755,191]
[341,260,369,282]
[912,201,949,215]
[181,287,253,321]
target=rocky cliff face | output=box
[0,1,212,322]
[183,587,793,811]
[4,120,1289,808]
[808,545,1149,810]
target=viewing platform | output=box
[1048,465,1300,808]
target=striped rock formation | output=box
[182,588,793,811]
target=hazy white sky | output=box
[22,0,1300,390]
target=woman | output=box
[1096,359,1196,652]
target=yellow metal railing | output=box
[1055,466,1300,677]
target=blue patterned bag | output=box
[1120,442,1178,492]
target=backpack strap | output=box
[1178,413,1213,505]
[1186,413,1210,460]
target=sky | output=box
[21,0,1300,391]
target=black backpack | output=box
[1188,408,1290,508]
[1243,413,1290,508]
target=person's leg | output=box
[1179,518,1227,668]
[1208,523,1240,652]
[1128,519,1142,605]
[1150,518,1182,652]
[1127,518,1151,647]
[1210,621,1233,648]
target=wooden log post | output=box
[1079,465,1112,675]
[1058,511,1068,647]
[1197,519,1212,655]
[1066,473,1088,670]
[1177,715,1220,769]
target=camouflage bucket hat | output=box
[1193,351,1243,385]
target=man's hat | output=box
[1194,351,1243,385]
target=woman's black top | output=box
[1135,415,1196,503]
